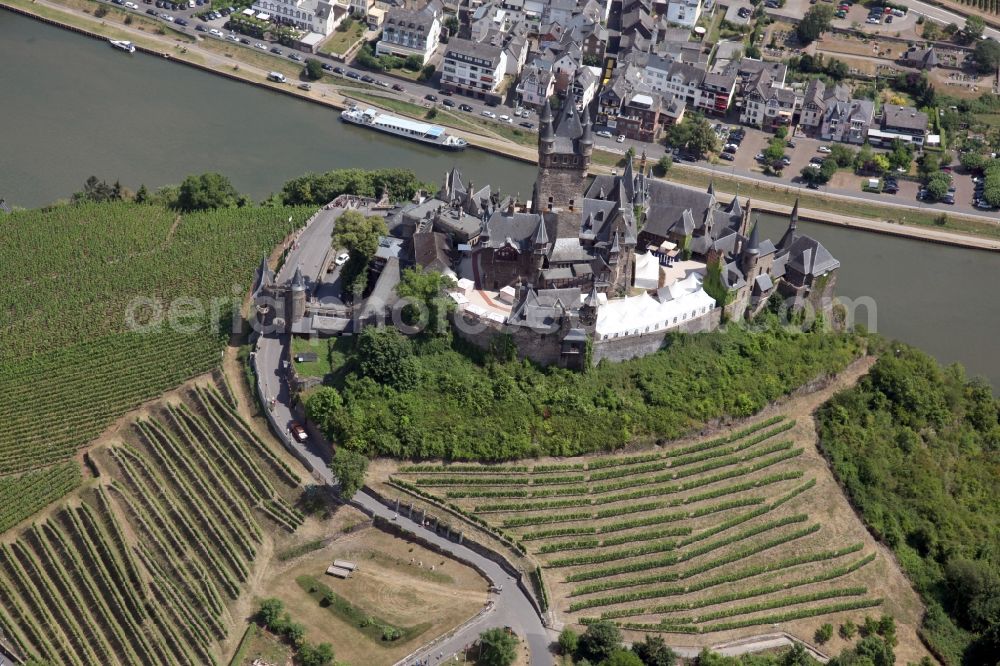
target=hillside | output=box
[0,378,305,665]
[0,201,310,480]
[816,346,1000,665]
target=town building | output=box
[740,69,799,129]
[665,0,703,28]
[441,37,508,101]
[375,1,442,64]
[868,104,929,147]
[252,0,347,35]
[799,80,873,144]
[899,46,939,69]
[516,63,556,108]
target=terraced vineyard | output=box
[0,202,310,475]
[390,416,884,637]
[0,380,304,666]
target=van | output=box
[867,178,881,190]
[267,71,286,83]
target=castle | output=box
[259,98,840,369]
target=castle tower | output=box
[287,265,307,324]
[580,281,600,329]
[739,221,760,278]
[532,100,591,213]
[778,197,799,253]
[531,217,550,272]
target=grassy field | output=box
[320,19,365,56]
[0,379,305,665]
[0,202,308,476]
[291,337,333,379]
[383,374,933,661]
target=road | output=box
[906,0,1000,40]
[253,206,554,666]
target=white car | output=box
[596,130,613,139]
[616,134,626,143]
[481,110,497,119]
[255,42,266,50]
[334,252,350,266]
[817,146,832,153]
[226,33,239,41]
[866,17,880,23]
[210,28,223,36]
[124,1,138,9]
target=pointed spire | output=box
[258,256,273,286]
[707,179,716,197]
[744,221,760,256]
[580,105,593,149]
[611,230,621,253]
[727,186,743,217]
[540,100,555,143]
[291,265,306,290]
[584,279,600,308]
[778,199,799,252]
[532,216,549,247]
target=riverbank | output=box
[3,0,999,253]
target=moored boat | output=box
[109,39,136,54]
[340,106,467,151]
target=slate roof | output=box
[481,210,545,250]
[881,104,929,132]
[508,286,583,330]
[413,231,451,273]
[785,236,840,276]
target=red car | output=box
[290,422,308,443]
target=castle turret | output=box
[580,281,600,328]
[539,100,555,156]
[288,265,307,324]
[739,221,760,278]
[778,197,799,253]
[579,106,594,160]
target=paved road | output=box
[254,207,554,665]
[906,0,1000,39]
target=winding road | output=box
[252,206,555,666]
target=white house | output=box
[252,0,347,35]
[375,1,442,64]
[441,37,508,98]
[665,0,703,28]
[516,63,555,108]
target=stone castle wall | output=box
[534,167,588,211]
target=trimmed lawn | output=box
[291,337,332,379]
[321,20,365,56]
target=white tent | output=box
[633,251,661,291]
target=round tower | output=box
[288,265,307,324]
[539,99,555,157]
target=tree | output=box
[176,172,242,211]
[972,38,1000,73]
[854,143,876,173]
[418,64,436,81]
[404,54,424,71]
[285,621,306,648]
[815,623,834,644]
[603,650,644,666]
[632,635,675,666]
[477,628,518,666]
[331,447,368,499]
[829,144,857,168]
[918,150,940,179]
[134,184,150,204]
[944,557,1000,632]
[926,171,951,200]
[922,21,940,40]
[668,113,718,158]
[443,15,459,36]
[887,140,913,172]
[797,5,835,44]
[840,619,857,639]
[558,628,579,655]
[764,137,787,163]
[331,208,388,295]
[257,598,285,628]
[800,165,825,186]
[356,326,418,390]
[304,58,324,80]
[306,387,344,437]
[397,268,456,336]
[298,642,335,666]
[654,155,673,177]
[578,620,623,663]
[964,16,985,42]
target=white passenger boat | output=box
[109,40,136,54]
[340,106,468,151]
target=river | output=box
[2,9,998,387]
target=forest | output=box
[816,346,1000,665]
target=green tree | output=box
[603,650,644,666]
[797,5,835,44]
[854,143,876,173]
[800,165,825,186]
[944,558,1000,632]
[764,137,787,163]
[397,268,456,336]
[356,326,418,389]
[887,140,913,172]
[478,628,518,666]
[918,150,941,179]
[815,623,834,644]
[872,153,890,174]
[972,38,1000,73]
[304,58,324,80]
[284,620,306,648]
[840,619,857,639]
[578,620,623,663]
[654,154,673,177]
[134,184,150,204]
[419,64,436,81]
[331,208,388,295]
[443,15,459,36]
[558,628,579,655]
[964,16,985,42]
[632,635,675,666]
[298,642,335,666]
[257,598,285,628]
[404,54,424,71]
[305,387,344,437]
[176,172,243,211]
[926,171,951,200]
[668,113,718,157]
[829,144,857,168]
[331,447,368,499]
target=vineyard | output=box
[953,0,1000,17]
[0,379,304,665]
[0,202,310,476]
[388,414,892,640]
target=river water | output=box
[2,9,998,387]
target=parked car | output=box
[818,146,832,153]
[519,122,534,129]
[298,82,311,91]
[334,251,350,266]
[481,110,497,118]
[596,130,613,139]
[333,66,345,74]
[443,99,455,107]
[346,71,360,79]
[289,422,308,443]
[270,46,282,54]
[240,37,251,44]
[786,140,796,148]
[499,114,512,122]
[148,8,160,15]
[720,152,735,161]
[360,74,375,83]
[616,134,625,143]
[254,42,266,50]
[392,83,405,91]
[439,89,452,96]
[425,93,438,102]
[459,104,473,112]
[885,15,893,23]
[723,145,738,154]
[321,63,334,72]
[210,28,223,36]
